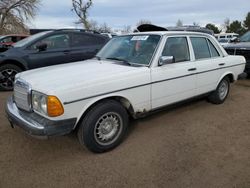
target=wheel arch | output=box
[1,59,27,71]
[74,95,135,130]
[217,72,235,86]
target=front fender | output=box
[72,93,135,128]
[0,57,28,70]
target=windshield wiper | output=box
[105,57,131,66]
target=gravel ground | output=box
[0,80,250,188]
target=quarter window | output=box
[162,37,190,63]
[207,39,220,57]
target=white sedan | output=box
[6,31,246,153]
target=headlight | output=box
[32,91,64,117]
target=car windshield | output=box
[240,31,250,42]
[13,31,52,47]
[97,34,161,66]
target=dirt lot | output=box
[0,80,250,188]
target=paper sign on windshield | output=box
[131,36,149,41]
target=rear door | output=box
[189,36,223,95]
[69,33,107,62]
[25,33,71,69]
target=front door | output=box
[25,33,71,69]
[151,36,197,109]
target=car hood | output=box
[224,42,250,50]
[17,59,150,96]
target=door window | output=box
[190,37,210,59]
[1,36,12,43]
[32,34,70,50]
[72,33,100,47]
[191,37,220,60]
[162,37,190,63]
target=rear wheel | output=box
[77,100,129,153]
[0,64,22,91]
[208,77,230,104]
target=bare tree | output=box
[98,22,111,33]
[136,19,151,27]
[72,0,93,30]
[193,22,200,26]
[0,0,40,34]
[121,25,132,34]
[88,19,99,31]
[176,19,183,27]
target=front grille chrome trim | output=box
[14,78,32,112]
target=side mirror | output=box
[159,56,175,66]
[36,43,47,51]
[230,37,240,43]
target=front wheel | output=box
[208,77,230,104]
[77,100,129,153]
[0,64,22,91]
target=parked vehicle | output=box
[6,31,246,153]
[101,33,117,38]
[215,33,239,40]
[217,38,231,47]
[224,31,250,75]
[136,24,214,35]
[0,34,28,52]
[0,29,109,91]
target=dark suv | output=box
[224,31,250,75]
[0,29,109,91]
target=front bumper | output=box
[5,97,77,138]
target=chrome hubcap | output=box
[218,80,228,100]
[0,69,17,89]
[94,112,122,146]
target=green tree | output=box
[205,23,221,34]
[227,20,246,35]
[243,12,250,30]
[72,0,93,30]
[176,19,183,27]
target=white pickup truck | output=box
[6,31,246,153]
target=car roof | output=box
[125,31,213,38]
[4,34,29,37]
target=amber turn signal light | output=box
[47,96,64,117]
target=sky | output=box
[29,0,250,30]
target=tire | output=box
[77,100,129,153]
[208,77,230,104]
[0,64,22,91]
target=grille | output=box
[235,49,250,63]
[14,79,31,112]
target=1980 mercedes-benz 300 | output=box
[6,31,246,153]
